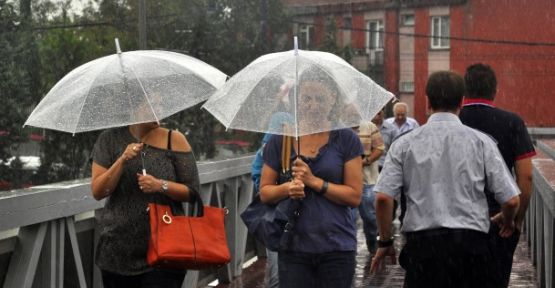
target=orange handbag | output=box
[147,197,231,270]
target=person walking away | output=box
[371,110,398,172]
[460,63,536,287]
[371,71,520,288]
[91,122,199,288]
[357,120,384,256]
[385,102,419,224]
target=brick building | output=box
[285,0,555,127]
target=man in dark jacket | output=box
[459,63,536,287]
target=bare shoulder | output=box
[169,129,192,152]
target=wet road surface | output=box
[213,220,538,288]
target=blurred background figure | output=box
[386,102,419,136]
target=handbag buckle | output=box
[162,211,172,224]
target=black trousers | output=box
[101,269,185,288]
[400,228,495,288]
[488,223,521,288]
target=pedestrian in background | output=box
[460,63,536,287]
[356,120,384,256]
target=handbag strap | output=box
[166,129,203,216]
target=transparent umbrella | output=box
[202,37,394,139]
[24,39,227,134]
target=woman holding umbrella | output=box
[259,68,364,288]
[90,121,199,288]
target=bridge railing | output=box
[0,155,256,288]
[527,139,555,288]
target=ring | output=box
[133,146,138,151]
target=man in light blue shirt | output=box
[385,102,419,136]
[370,71,520,287]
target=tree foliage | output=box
[0,0,292,190]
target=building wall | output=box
[448,1,555,127]
[287,0,555,127]
[399,9,415,117]
[413,8,429,124]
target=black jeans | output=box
[101,269,185,288]
[488,222,521,288]
[400,228,494,288]
[278,250,356,288]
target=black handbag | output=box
[241,136,302,251]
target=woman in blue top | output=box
[259,68,363,288]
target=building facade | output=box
[285,0,555,127]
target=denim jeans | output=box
[278,250,356,288]
[358,184,377,252]
[266,248,279,288]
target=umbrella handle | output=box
[115,38,122,54]
[294,36,298,55]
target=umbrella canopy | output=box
[202,47,394,137]
[25,43,227,133]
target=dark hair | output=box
[464,63,497,100]
[298,66,343,121]
[426,71,465,111]
[298,66,340,97]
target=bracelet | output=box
[318,181,329,195]
[377,236,394,248]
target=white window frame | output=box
[366,20,384,52]
[299,24,314,49]
[430,16,450,49]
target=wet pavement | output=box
[213,220,538,288]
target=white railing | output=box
[0,155,256,288]
[527,140,555,288]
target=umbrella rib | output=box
[226,57,293,132]
[71,57,114,134]
[128,66,160,124]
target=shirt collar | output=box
[427,112,462,123]
[463,98,496,107]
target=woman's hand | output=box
[292,158,316,186]
[120,143,144,162]
[137,173,162,194]
[288,179,305,200]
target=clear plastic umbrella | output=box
[202,37,394,138]
[24,39,227,134]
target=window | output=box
[401,14,415,26]
[366,20,384,51]
[399,81,415,93]
[431,16,450,49]
[343,16,352,29]
[299,24,315,49]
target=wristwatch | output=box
[377,236,394,248]
[160,180,169,194]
